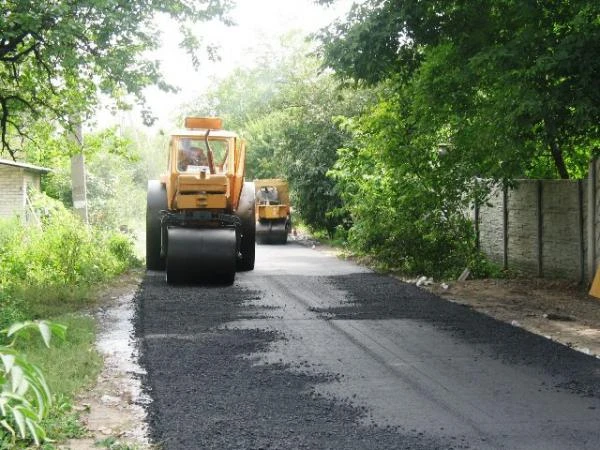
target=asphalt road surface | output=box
[134,241,600,449]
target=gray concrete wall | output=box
[507,181,539,275]
[478,173,594,282]
[478,185,504,266]
[540,180,582,279]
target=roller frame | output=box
[161,211,241,229]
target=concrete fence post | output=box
[588,158,598,283]
[69,121,88,225]
[503,182,509,271]
[536,180,543,277]
[578,180,585,284]
[474,200,480,252]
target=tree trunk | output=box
[549,139,570,179]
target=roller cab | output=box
[254,178,292,245]
[146,117,255,284]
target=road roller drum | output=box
[166,227,237,284]
[256,219,289,245]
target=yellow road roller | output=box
[254,178,291,245]
[146,117,255,283]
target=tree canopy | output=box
[0,0,231,158]
[319,0,600,179]
[185,35,374,233]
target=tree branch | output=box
[549,139,570,179]
[0,97,16,160]
[0,33,29,60]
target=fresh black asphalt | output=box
[134,243,600,449]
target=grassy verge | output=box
[1,275,137,450]
[0,199,142,448]
[20,314,103,445]
[22,314,103,399]
[1,272,141,449]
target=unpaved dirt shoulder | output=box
[427,278,600,358]
[60,270,150,450]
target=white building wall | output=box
[0,165,26,219]
[0,166,42,221]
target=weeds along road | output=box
[134,242,600,450]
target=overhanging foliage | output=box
[0,0,232,158]
[319,0,600,180]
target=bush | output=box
[329,96,496,279]
[0,291,25,339]
[107,233,141,271]
[0,193,139,322]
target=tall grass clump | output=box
[0,193,139,319]
[0,321,66,447]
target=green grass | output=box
[10,284,98,319]
[0,197,141,447]
[10,313,104,446]
[17,314,103,398]
[41,399,88,443]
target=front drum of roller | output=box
[166,227,237,284]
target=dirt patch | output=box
[427,277,600,358]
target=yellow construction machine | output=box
[146,117,255,283]
[254,178,291,244]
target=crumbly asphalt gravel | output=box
[134,272,450,450]
[134,261,600,449]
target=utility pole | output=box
[70,121,88,224]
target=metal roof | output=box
[0,158,52,173]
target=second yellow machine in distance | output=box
[254,178,291,245]
[146,117,255,284]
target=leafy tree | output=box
[271,72,373,234]
[0,0,232,159]
[185,35,375,234]
[330,83,486,277]
[319,0,600,179]
[22,124,152,235]
[182,32,314,132]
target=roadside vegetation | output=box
[0,187,141,448]
[1,0,229,446]
[185,1,599,279]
